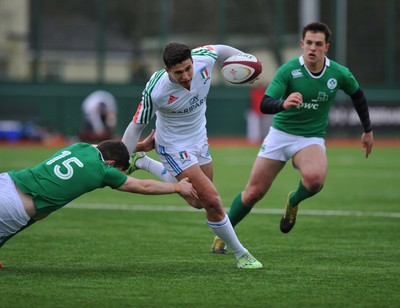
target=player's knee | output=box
[243,186,265,206]
[202,193,223,211]
[303,173,324,192]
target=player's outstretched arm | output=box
[121,122,147,155]
[117,176,197,198]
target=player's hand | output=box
[361,131,373,158]
[283,92,303,109]
[139,129,156,152]
[177,177,198,198]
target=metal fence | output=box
[0,0,399,139]
[0,0,398,86]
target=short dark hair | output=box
[162,42,192,68]
[97,140,130,171]
[302,22,332,43]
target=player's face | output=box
[166,58,194,90]
[301,31,330,66]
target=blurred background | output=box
[0,0,399,143]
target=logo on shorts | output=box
[179,150,190,164]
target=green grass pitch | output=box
[0,144,399,307]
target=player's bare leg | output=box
[212,157,284,253]
[177,164,262,269]
[280,145,327,233]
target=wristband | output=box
[173,183,181,193]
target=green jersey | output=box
[266,56,359,137]
[8,143,127,215]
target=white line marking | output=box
[68,203,400,218]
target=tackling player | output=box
[0,140,196,249]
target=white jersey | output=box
[133,46,218,148]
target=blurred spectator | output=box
[79,90,118,142]
[246,84,272,144]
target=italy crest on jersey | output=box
[200,67,210,84]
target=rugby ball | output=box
[221,53,262,84]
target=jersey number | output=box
[54,157,84,180]
[46,151,84,180]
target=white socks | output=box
[136,156,248,258]
[135,155,177,183]
[207,214,247,259]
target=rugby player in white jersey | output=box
[122,43,263,269]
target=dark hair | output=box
[162,42,192,68]
[97,140,130,171]
[302,22,332,43]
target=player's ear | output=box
[106,160,115,167]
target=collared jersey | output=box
[266,55,359,137]
[8,143,127,215]
[133,46,218,148]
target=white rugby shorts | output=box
[0,173,30,240]
[155,140,212,176]
[258,127,326,161]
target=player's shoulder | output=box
[69,142,92,150]
[191,45,218,60]
[326,58,351,74]
[272,57,300,80]
[143,68,177,104]
[66,142,99,157]
[278,57,301,72]
[144,69,168,93]
[147,68,167,85]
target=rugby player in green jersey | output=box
[0,140,196,250]
[212,22,374,253]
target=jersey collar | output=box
[95,146,105,162]
[299,55,330,78]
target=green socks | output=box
[289,180,323,207]
[228,181,323,227]
[228,192,252,228]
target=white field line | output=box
[68,203,400,218]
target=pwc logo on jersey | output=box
[297,91,329,110]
